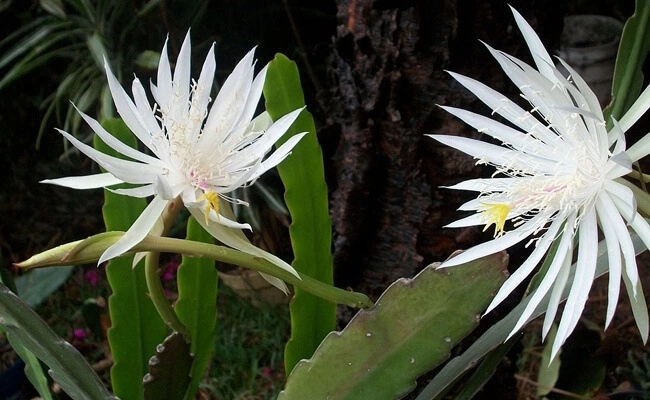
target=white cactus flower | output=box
[430,6,650,358]
[43,32,305,288]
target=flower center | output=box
[197,190,220,225]
[479,203,511,237]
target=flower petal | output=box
[188,203,300,279]
[439,215,545,268]
[98,196,168,264]
[552,208,598,360]
[41,173,123,189]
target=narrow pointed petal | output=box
[440,215,544,268]
[552,209,598,359]
[486,215,565,316]
[98,196,168,264]
[622,271,649,343]
[542,242,573,340]
[509,5,556,83]
[248,133,307,181]
[188,205,300,279]
[259,272,289,294]
[509,216,574,336]
[596,197,623,328]
[76,106,164,166]
[156,37,173,111]
[57,130,162,184]
[108,184,156,198]
[42,173,123,189]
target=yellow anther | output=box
[480,203,510,237]
[197,190,220,225]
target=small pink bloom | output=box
[73,328,87,340]
[84,270,100,287]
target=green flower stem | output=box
[17,234,374,309]
[144,251,189,336]
[143,197,189,335]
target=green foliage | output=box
[14,266,74,307]
[414,237,642,400]
[0,268,53,400]
[143,332,194,400]
[604,0,650,123]
[174,216,218,400]
[263,53,336,375]
[0,282,116,399]
[95,118,168,400]
[0,0,162,148]
[278,253,509,400]
[207,285,290,399]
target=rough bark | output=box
[323,0,563,298]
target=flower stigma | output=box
[198,190,220,225]
[479,202,510,237]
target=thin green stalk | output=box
[144,251,189,336]
[143,197,188,335]
[18,234,374,309]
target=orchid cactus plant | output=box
[2,3,650,400]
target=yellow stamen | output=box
[197,190,220,225]
[480,203,510,237]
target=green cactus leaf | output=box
[95,118,169,400]
[263,53,336,375]
[278,252,509,400]
[174,216,218,400]
[143,332,194,400]
[0,282,116,399]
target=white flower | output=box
[430,6,650,358]
[43,32,305,286]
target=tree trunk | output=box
[323,0,563,298]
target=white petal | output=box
[509,214,575,335]
[486,215,566,316]
[132,78,163,138]
[248,132,307,181]
[509,6,557,83]
[552,209,598,360]
[203,48,257,146]
[234,64,267,129]
[104,60,159,157]
[42,173,123,189]
[108,184,156,198]
[542,239,573,340]
[595,197,622,328]
[618,83,650,133]
[439,215,544,268]
[446,71,558,145]
[76,106,164,166]
[439,106,555,158]
[173,31,192,107]
[429,134,558,172]
[622,270,649,343]
[57,130,162,184]
[208,208,252,230]
[156,37,173,111]
[98,196,168,264]
[235,107,305,163]
[444,177,515,193]
[188,204,300,279]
